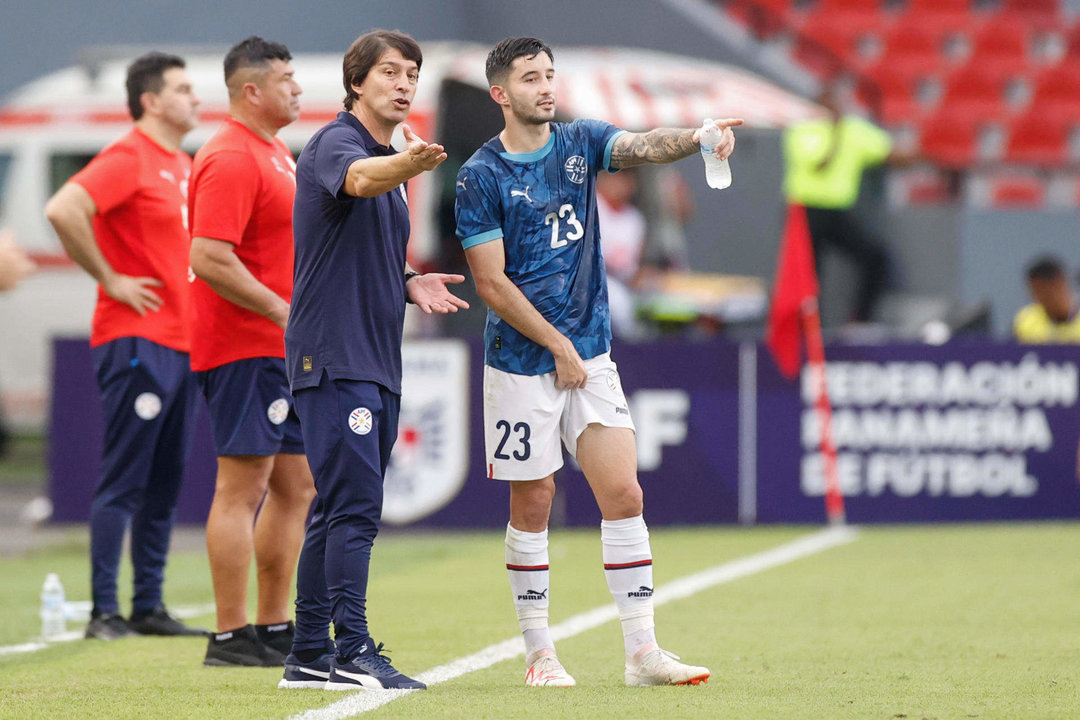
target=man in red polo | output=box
[45,52,205,640]
[188,36,314,667]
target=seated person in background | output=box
[651,168,693,272]
[1013,256,1080,343]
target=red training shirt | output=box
[187,118,297,371]
[71,128,193,352]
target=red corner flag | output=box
[765,204,846,524]
[766,204,819,380]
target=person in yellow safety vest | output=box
[783,85,912,324]
[1013,256,1080,343]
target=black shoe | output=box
[85,613,135,640]
[203,624,285,667]
[129,604,207,637]
[325,640,426,690]
[255,621,294,657]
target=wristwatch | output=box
[404,271,420,304]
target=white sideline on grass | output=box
[0,603,216,657]
[288,525,858,720]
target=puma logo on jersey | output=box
[510,186,533,203]
[456,177,468,190]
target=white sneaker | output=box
[525,649,576,687]
[625,647,710,686]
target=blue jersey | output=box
[455,119,625,376]
[286,112,411,394]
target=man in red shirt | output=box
[45,52,205,640]
[188,36,314,667]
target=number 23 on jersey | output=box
[544,204,583,249]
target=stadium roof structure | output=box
[0,42,821,138]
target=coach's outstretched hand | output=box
[402,124,448,171]
[406,272,470,314]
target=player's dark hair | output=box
[1027,256,1064,282]
[485,37,553,86]
[342,30,423,111]
[223,36,292,91]
[125,52,186,121]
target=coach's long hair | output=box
[342,30,423,111]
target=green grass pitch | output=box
[1,524,1078,719]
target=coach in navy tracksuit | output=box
[279,30,467,691]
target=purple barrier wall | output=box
[48,337,742,527]
[49,337,1080,526]
[755,342,1080,522]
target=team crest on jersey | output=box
[564,155,587,184]
[134,392,162,421]
[348,407,373,435]
[383,340,470,525]
[267,398,290,426]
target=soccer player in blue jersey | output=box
[280,30,468,691]
[455,37,740,688]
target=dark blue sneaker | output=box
[278,651,333,689]
[325,641,426,690]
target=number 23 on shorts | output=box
[494,419,531,460]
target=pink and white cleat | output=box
[625,646,710,687]
[525,648,576,687]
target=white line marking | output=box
[0,603,216,657]
[289,526,858,720]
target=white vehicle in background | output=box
[0,43,815,428]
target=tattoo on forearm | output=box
[609,128,698,169]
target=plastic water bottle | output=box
[699,118,732,190]
[40,573,66,638]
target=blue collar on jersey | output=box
[496,131,555,162]
[337,111,395,155]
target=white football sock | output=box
[602,515,658,660]
[505,523,555,661]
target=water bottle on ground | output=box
[699,118,732,190]
[40,573,66,638]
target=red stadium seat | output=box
[1003,111,1069,167]
[1001,0,1061,24]
[907,0,970,12]
[897,168,956,205]
[877,21,944,76]
[939,64,1010,118]
[859,65,933,124]
[895,5,974,40]
[1066,21,1080,61]
[967,17,1031,74]
[988,172,1046,208]
[996,6,1063,34]
[817,0,881,10]
[920,110,982,167]
[1031,62,1080,120]
[797,10,887,65]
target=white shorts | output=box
[483,352,636,481]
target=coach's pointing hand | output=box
[402,124,447,171]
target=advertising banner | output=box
[48,337,1080,526]
[756,343,1080,522]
